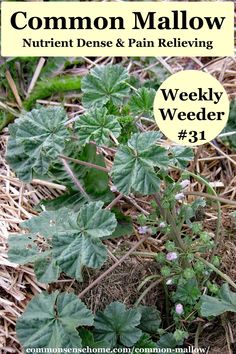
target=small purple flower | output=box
[166,279,173,285]
[180,179,190,189]
[175,193,185,201]
[166,252,178,261]
[175,303,184,315]
[110,185,117,192]
[159,222,166,228]
[138,226,149,234]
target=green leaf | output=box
[170,146,194,168]
[174,279,201,306]
[200,283,236,317]
[34,256,60,284]
[79,328,109,349]
[9,205,117,282]
[173,330,188,345]
[75,107,121,146]
[43,142,112,203]
[156,333,177,350]
[111,132,168,195]
[38,191,86,213]
[9,239,59,284]
[111,208,133,238]
[221,101,236,148]
[180,198,206,226]
[94,302,142,348]
[8,209,70,283]
[129,87,156,117]
[82,65,130,108]
[21,208,70,238]
[138,305,161,334]
[16,291,93,351]
[8,233,42,264]
[52,202,117,280]
[135,334,157,349]
[117,115,137,144]
[79,143,113,200]
[6,106,69,181]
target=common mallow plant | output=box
[6,64,235,352]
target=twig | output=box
[60,158,90,200]
[5,70,22,108]
[209,141,236,167]
[221,314,233,354]
[123,195,149,215]
[78,234,149,299]
[27,57,46,97]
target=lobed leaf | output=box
[94,301,142,347]
[156,333,178,351]
[111,132,168,195]
[138,305,161,334]
[129,87,156,117]
[173,279,201,306]
[82,65,130,108]
[52,202,117,280]
[170,146,194,168]
[6,106,69,182]
[8,204,117,282]
[16,291,93,351]
[75,107,121,146]
[200,283,236,317]
[135,334,157,349]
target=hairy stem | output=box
[174,168,222,247]
[59,154,109,173]
[153,193,186,250]
[196,255,236,290]
[60,158,90,200]
[183,191,236,207]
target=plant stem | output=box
[60,158,90,200]
[134,279,163,306]
[163,282,170,326]
[137,274,160,291]
[105,194,123,210]
[59,154,109,173]
[178,169,221,246]
[153,193,186,250]
[78,234,150,299]
[195,255,236,291]
[183,191,236,207]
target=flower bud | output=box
[180,179,190,189]
[175,193,185,201]
[166,279,173,285]
[110,185,118,192]
[138,226,150,234]
[175,303,184,315]
[166,252,178,261]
